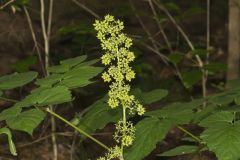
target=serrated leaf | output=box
[0,128,17,155]
[0,105,22,121]
[199,111,234,128]
[124,117,172,160]
[0,72,38,90]
[158,145,198,157]
[16,86,72,107]
[146,99,203,125]
[182,70,202,88]
[6,109,45,135]
[35,74,62,86]
[58,66,103,89]
[60,55,87,67]
[77,96,121,134]
[201,120,240,160]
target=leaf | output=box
[133,88,168,105]
[16,86,72,107]
[200,120,240,160]
[6,109,45,135]
[182,70,202,88]
[199,111,234,128]
[146,99,204,125]
[168,53,184,64]
[0,72,38,90]
[60,55,87,67]
[10,56,37,72]
[124,117,172,160]
[77,96,121,134]
[0,105,22,121]
[58,66,103,89]
[204,62,227,74]
[158,145,198,157]
[0,128,17,155]
[35,74,62,87]
[234,95,240,105]
[48,65,70,73]
[191,49,208,57]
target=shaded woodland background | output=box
[0,0,239,159]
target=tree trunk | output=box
[227,0,240,82]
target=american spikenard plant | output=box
[94,15,145,160]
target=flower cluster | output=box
[94,15,145,160]
[98,146,122,160]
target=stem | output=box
[40,0,57,159]
[0,97,18,103]
[23,6,46,76]
[45,108,110,151]
[72,0,100,19]
[177,126,202,143]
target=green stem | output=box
[45,108,110,151]
[177,126,202,143]
[0,97,18,103]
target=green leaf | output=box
[58,66,103,89]
[168,53,184,64]
[204,62,227,74]
[35,74,62,86]
[10,56,37,72]
[48,65,70,73]
[200,120,240,160]
[146,99,203,125]
[234,95,240,105]
[158,145,198,157]
[17,86,72,107]
[182,70,202,88]
[0,71,38,90]
[124,117,172,160]
[77,96,121,134]
[199,111,234,128]
[60,55,87,67]
[6,109,45,135]
[0,105,22,121]
[191,49,208,57]
[134,88,168,105]
[0,128,17,155]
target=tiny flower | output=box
[102,72,111,82]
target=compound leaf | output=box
[6,109,45,135]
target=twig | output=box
[72,0,100,19]
[0,97,18,103]
[0,0,14,9]
[129,0,168,64]
[23,6,46,76]
[46,108,110,151]
[148,0,172,51]
[40,0,57,159]
[177,126,202,143]
[153,0,207,98]
[47,0,54,39]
